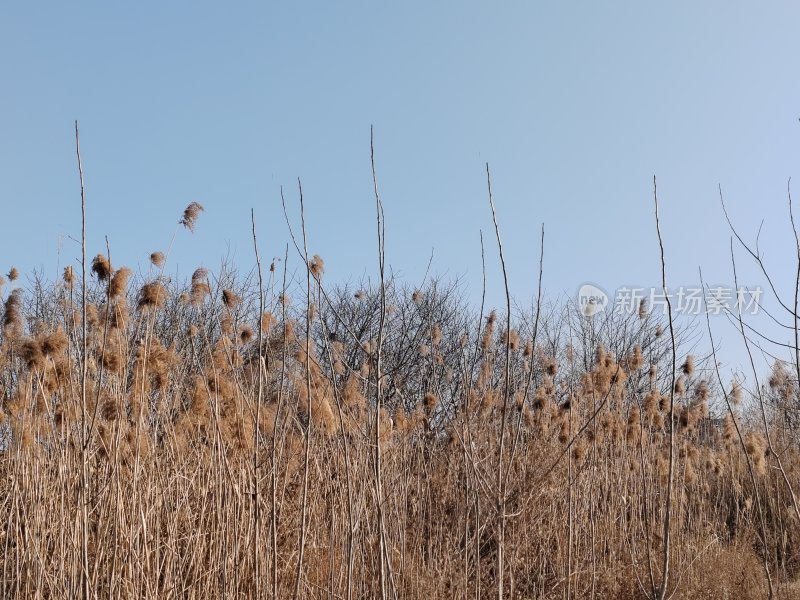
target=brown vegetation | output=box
[1,161,799,599]
[0,246,798,599]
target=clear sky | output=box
[2,2,799,376]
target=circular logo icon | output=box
[578,283,608,318]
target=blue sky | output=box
[2,2,799,376]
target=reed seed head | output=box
[138,281,167,310]
[681,355,695,377]
[91,254,112,281]
[150,252,166,267]
[222,289,241,308]
[309,255,325,278]
[109,267,132,299]
[63,266,74,287]
[180,202,204,232]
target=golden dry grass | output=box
[0,213,799,599]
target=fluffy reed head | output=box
[638,298,648,319]
[222,289,241,308]
[544,356,557,377]
[150,252,166,268]
[744,432,767,475]
[423,392,438,412]
[91,254,112,281]
[179,201,204,232]
[138,281,167,310]
[723,414,736,441]
[20,338,44,369]
[502,328,519,351]
[3,289,23,334]
[309,255,325,278]
[190,268,210,305]
[694,380,709,402]
[63,266,74,287]
[109,267,132,299]
[7,267,19,282]
[768,361,788,390]
[626,345,644,371]
[681,355,695,377]
[431,324,443,347]
[730,380,742,406]
[220,315,233,334]
[481,310,497,350]
[41,328,68,357]
[261,312,276,332]
[626,406,641,443]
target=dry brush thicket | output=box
[1,200,799,600]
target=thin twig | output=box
[653,176,677,600]
[74,120,92,600]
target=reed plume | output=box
[180,201,205,232]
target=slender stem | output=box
[292,181,312,600]
[653,176,677,600]
[74,120,92,600]
[251,209,264,598]
[371,126,396,600]
[485,164,511,599]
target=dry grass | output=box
[1,212,799,599]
